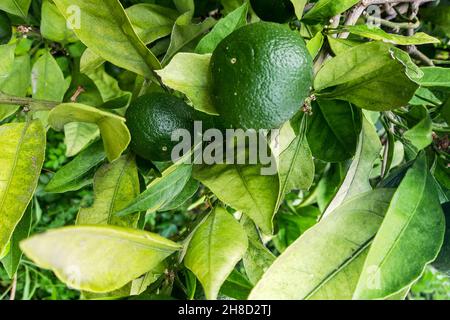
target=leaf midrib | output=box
[372,170,427,272]
[43,231,179,252]
[235,165,265,222]
[100,0,158,72]
[303,236,374,299]
[12,0,26,19]
[107,155,131,224]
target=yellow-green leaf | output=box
[353,153,445,299]
[290,0,307,19]
[48,103,131,162]
[194,161,279,235]
[184,207,248,300]
[0,44,15,87]
[40,0,78,43]
[80,3,178,74]
[63,122,100,157]
[323,117,381,217]
[116,163,192,217]
[0,55,31,121]
[156,53,218,115]
[249,189,394,300]
[31,51,68,102]
[0,0,31,18]
[52,0,160,78]
[344,24,440,45]
[20,225,181,293]
[77,154,140,227]
[0,120,46,255]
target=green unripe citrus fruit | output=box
[0,11,12,44]
[250,0,295,23]
[126,93,196,162]
[210,22,313,130]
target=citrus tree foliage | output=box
[0,0,449,300]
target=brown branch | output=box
[339,0,434,38]
[9,275,17,301]
[70,86,85,102]
[407,45,435,66]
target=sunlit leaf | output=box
[0,120,46,255]
[21,225,181,293]
[184,207,248,300]
[48,103,131,162]
[354,153,445,299]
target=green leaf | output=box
[31,51,68,102]
[344,24,440,45]
[316,163,344,211]
[421,4,450,38]
[306,31,324,59]
[80,3,178,74]
[0,44,15,87]
[156,53,217,115]
[277,118,314,198]
[40,0,77,43]
[194,162,279,235]
[243,238,275,285]
[307,99,362,162]
[116,164,192,216]
[126,3,179,44]
[443,99,450,125]
[63,122,100,157]
[0,0,31,18]
[82,263,165,299]
[162,12,216,65]
[20,225,181,293]
[249,189,395,300]
[241,216,275,285]
[1,203,32,278]
[404,106,433,151]
[410,87,442,106]
[220,269,253,300]
[52,0,160,78]
[327,36,362,55]
[184,207,248,300]
[315,41,422,111]
[0,120,46,255]
[302,0,359,24]
[323,117,381,217]
[0,55,31,121]
[432,202,450,274]
[290,0,307,19]
[419,67,450,88]
[77,154,140,227]
[174,0,194,15]
[45,140,105,193]
[195,2,248,54]
[48,103,131,162]
[159,178,199,211]
[86,65,132,109]
[354,154,445,299]
[273,206,321,252]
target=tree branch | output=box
[9,275,17,301]
[0,92,59,110]
[407,45,435,66]
[339,0,434,38]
